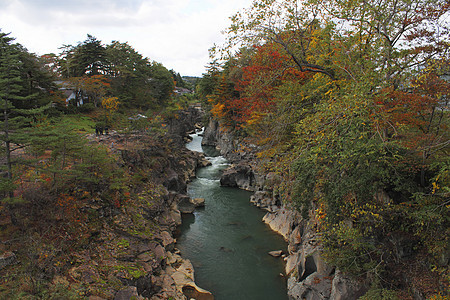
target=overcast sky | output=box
[0,0,253,76]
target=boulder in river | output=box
[268,250,283,257]
[190,197,205,207]
[177,194,196,214]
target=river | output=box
[176,129,288,300]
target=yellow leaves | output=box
[246,111,265,127]
[432,181,440,194]
[349,203,383,221]
[315,202,327,221]
[211,103,225,118]
[101,96,120,111]
[432,173,443,195]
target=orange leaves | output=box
[208,41,313,132]
[57,193,76,208]
[229,42,310,130]
[379,89,431,127]
[64,74,111,106]
[210,102,226,119]
[65,74,110,91]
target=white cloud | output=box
[0,0,253,76]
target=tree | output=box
[225,0,337,80]
[0,32,22,198]
[58,34,107,78]
[104,41,174,109]
[0,31,51,216]
[377,61,450,186]
[147,62,175,106]
[317,0,449,84]
[169,69,186,88]
[64,75,110,107]
[29,118,123,195]
[196,59,222,103]
[101,96,120,127]
[207,0,449,295]
[225,0,449,88]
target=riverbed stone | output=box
[198,157,212,168]
[157,231,175,251]
[286,252,300,276]
[250,191,275,210]
[201,119,219,146]
[169,209,182,226]
[177,194,196,214]
[190,197,205,207]
[166,252,181,265]
[269,250,283,257]
[182,285,215,300]
[154,244,166,265]
[289,225,303,248]
[137,252,153,262]
[263,207,299,240]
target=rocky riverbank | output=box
[113,134,214,299]
[202,118,369,300]
[68,106,216,299]
[0,105,215,300]
[109,106,215,300]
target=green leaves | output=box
[58,37,175,110]
[323,221,381,275]
[0,31,54,197]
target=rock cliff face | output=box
[203,119,369,300]
[114,106,214,300]
[71,107,213,300]
[167,105,205,146]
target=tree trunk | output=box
[2,97,13,199]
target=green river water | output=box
[176,130,288,300]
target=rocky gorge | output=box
[0,107,391,299]
[202,118,370,300]
[109,106,217,300]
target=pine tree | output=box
[0,32,28,198]
[0,32,50,200]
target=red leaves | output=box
[374,70,449,159]
[209,41,313,130]
[229,42,310,128]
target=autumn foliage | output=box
[201,0,450,297]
